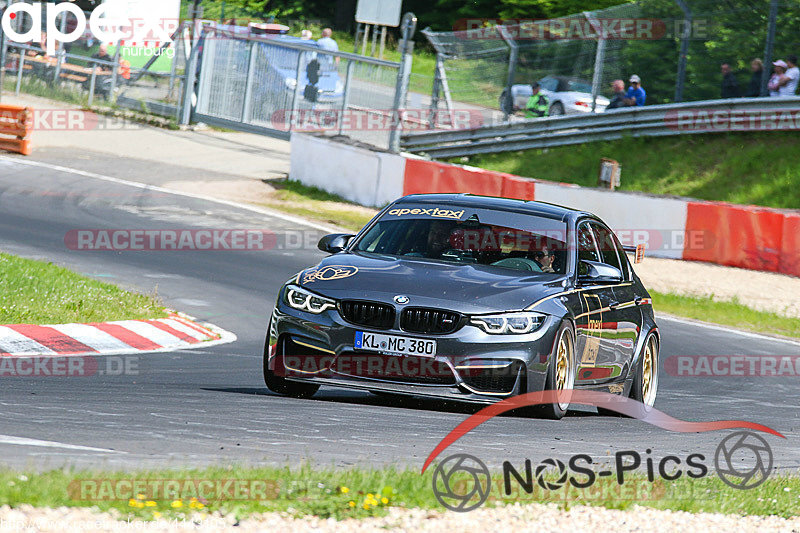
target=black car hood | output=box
[296,253,568,315]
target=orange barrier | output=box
[683,202,784,271]
[403,158,504,197]
[780,213,800,277]
[501,175,536,201]
[0,105,33,156]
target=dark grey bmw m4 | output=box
[264,194,659,419]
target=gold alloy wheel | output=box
[555,330,574,410]
[641,336,658,407]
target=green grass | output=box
[0,252,165,324]
[652,291,800,339]
[1,466,798,522]
[260,179,377,231]
[454,132,800,209]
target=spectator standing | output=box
[317,28,338,53]
[745,58,763,97]
[300,29,313,40]
[720,63,740,98]
[525,82,549,118]
[606,79,632,109]
[782,55,799,96]
[317,28,339,65]
[626,75,646,106]
[769,60,787,97]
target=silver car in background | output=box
[501,75,610,116]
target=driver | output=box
[533,246,555,273]
[426,220,456,258]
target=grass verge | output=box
[0,466,797,522]
[257,179,378,232]
[651,290,800,339]
[0,252,165,324]
[453,132,800,210]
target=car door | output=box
[574,221,619,385]
[590,222,641,376]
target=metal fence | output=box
[419,0,800,129]
[193,29,400,148]
[401,96,800,157]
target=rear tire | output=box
[263,337,320,399]
[534,322,576,420]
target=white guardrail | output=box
[400,97,800,158]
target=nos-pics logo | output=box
[1,0,175,56]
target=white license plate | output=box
[354,331,436,357]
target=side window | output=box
[540,77,558,92]
[590,223,622,273]
[611,232,631,280]
[577,222,600,276]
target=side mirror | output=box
[317,233,353,254]
[578,260,623,284]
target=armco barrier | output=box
[0,106,33,156]
[291,133,799,277]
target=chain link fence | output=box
[421,0,800,129]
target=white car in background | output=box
[501,75,610,116]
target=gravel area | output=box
[2,504,799,533]
[636,257,800,318]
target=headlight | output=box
[470,312,546,335]
[284,285,336,314]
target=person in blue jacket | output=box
[626,74,646,106]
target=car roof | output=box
[394,193,593,223]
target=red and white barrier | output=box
[290,133,800,277]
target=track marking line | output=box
[0,435,124,453]
[0,156,342,233]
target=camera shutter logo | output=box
[432,453,491,512]
[534,458,569,490]
[714,431,773,490]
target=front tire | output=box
[535,322,576,420]
[263,337,320,399]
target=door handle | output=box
[608,300,620,310]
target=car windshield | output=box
[353,205,568,275]
[568,81,592,93]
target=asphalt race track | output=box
[1,155,798,473]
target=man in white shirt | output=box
[781,55,799,96]
[316,28,339,65]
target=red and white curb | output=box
[0,311,236,357]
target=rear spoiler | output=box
[623,243,646,264]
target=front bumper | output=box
[267,301,562,404]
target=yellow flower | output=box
[145,501,157,507]
[170,500,183,508]
[381,497,389,504]
[189,501,197,509]
[348,501,355,508]
[128,499,137,507]
[197,503,205,509]
[366,493,374,499]
[363,503,371,510]
[137,494,145,500]
[340,486,350,494]
[153,512,162,519]
[135,501,145,509]
[190,497,198,502]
